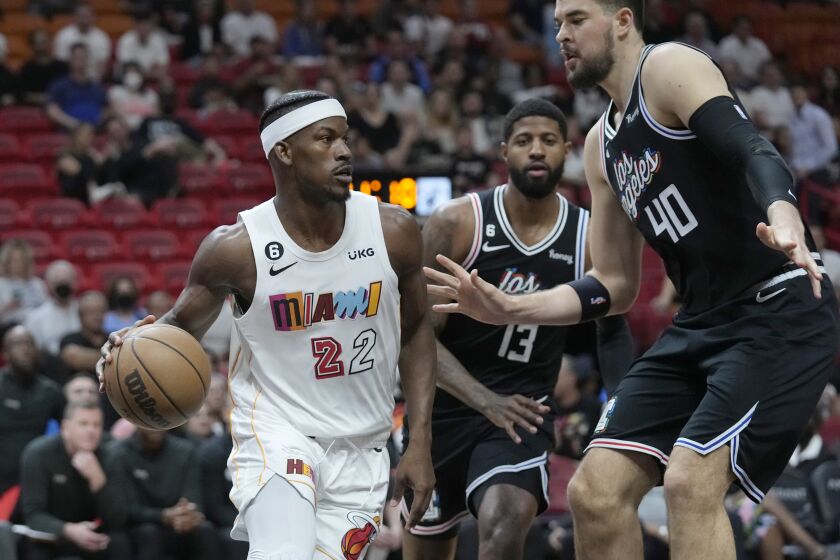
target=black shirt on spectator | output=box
[0,370,64,494]
[198,434,236,528]
[57,152,98,205]
[347,111,401,155]
[19,434,127,536]
[18,59,68,103]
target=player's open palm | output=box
[424,255,512,325]
[95,315,157,392]
[756,222,823,298]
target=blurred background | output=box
[0,1,839,559]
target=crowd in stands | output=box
[0,0,839,558]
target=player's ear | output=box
[274,141,293,166]
[500,141,508,163]
[615,6,635,39]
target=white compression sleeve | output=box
[245,475,316,560]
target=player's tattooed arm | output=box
[381,204,436,528]
[422,199,550,442]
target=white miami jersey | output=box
[228,191,401,445]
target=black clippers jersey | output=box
[436,185,589,418]
[600,43,796,314]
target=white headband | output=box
[260,98,347,158]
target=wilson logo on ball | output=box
[124,369,170,429]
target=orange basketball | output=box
[104,324,211,430]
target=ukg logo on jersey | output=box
[269,281,383,331]
[613,148,661,220]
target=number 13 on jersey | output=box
[311,329,378,379]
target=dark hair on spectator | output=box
[69,41,88,54]
[63,399,101,420]
[732,15,752,27]
[259,90,332,133]
[503,98,569,142]
[597,0,645,32]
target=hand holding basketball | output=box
[96,315,157,392]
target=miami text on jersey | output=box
[269,281,383,331]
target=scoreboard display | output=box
[350,174,453,217]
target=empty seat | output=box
[0,200,22,230]
[182,229,212,255]
[157,261,192,296]
[0,164,57,198]
[60,230,120,262]
[27,133,67,164]
[0,134,24,162]
[0,107,53,133]
[179,163,223,199]
[152,199,209,229]
[92,198,151,230]
[91,262,153,293]
[198,110,259,135]
[0,230,56,261]
[227,164,273,195]
[210,197,260,226]
[28,198,90,230]
[123,230,181,262]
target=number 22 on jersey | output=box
[311,329,378,379]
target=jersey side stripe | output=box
[598,115,611,180]
[576,210,589,280]
[461,192,483,269]
[637,45,696,140]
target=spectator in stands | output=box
[510,0,546,45]
[25,260,80,356]
[718,15,772,87]
[130,94,226,206]
[747,60,795,133]
[143,290,173,321]
[103,276,144,334]
[231,35,282,115]
[324,0,373,58]
[17,30,69,106]
[110,428,219,560]
[347,82,418,170]
[0,326,64,501]
[108,61,160,130]
[59,291,107,378]
[199,405,247,560]
[451,127,491,195]
[816,65,840,117]
[282,0,324,58]
[116,9,171,83]
[20,400,129,560]
[720,57,752,103]
[62,373,98,405]
[552,355,603,460]
[680,10,718,60]
[381,59,427,123]
[643,0,681,45]
[0,34,17,107]
[46,43,108,129]
[29,0,76,19]
[403,0,453,60]
[413,88,459,168]
[459,89,496,157]
[180,0,224,61]
[187,53,230,109]
[56,123,101,204]
[0,239,48,325]
[53,4,111,80]
[368,29,433,94]
[97,116,139,196]
[203,373,227,432]
[220,0,278,58]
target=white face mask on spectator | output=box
[123,71,143,90]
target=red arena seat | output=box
[28,198,90,230]
[92,197,152,230]
[123,230,181,262]
[91,262,153,293]
[152,198,209,229]
[0,230,56,262]
[60,230,121,262]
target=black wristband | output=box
[569,275,611,322]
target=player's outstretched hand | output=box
[424,254,512,325]
[391,443,435,530]
[756,221,822,298]
[96,315,157,392]
[482,393,551,444]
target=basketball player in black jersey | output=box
[424,1,839,559]
[401,99,634,560]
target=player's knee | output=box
[477,497,533,548]
[663,463,717,512]
[567,466,615,520]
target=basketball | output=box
[104,324,211,430]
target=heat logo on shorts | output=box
[286,458,315,482]
[269,281,382,331]
[340,512,380,560]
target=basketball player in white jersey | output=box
[97,90,437,560]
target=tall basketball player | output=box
[98,90,436,560]
[423,2,839,559]
[402,99,634,560]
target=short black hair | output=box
[599,0,645,33]
[503,98,568,142]
[259,90,332,133]
[63,399,101,420]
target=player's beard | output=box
[509,161,565,199]
[568,28,616,90]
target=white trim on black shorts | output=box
[401,499,470,536]
[673,402,758,456]
[585,438,670,466]
[464,451,550,512]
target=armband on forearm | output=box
[688,96,797,213]
[569,275,611,322]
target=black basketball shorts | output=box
[586,269,839,503]
[401,412,554,538]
